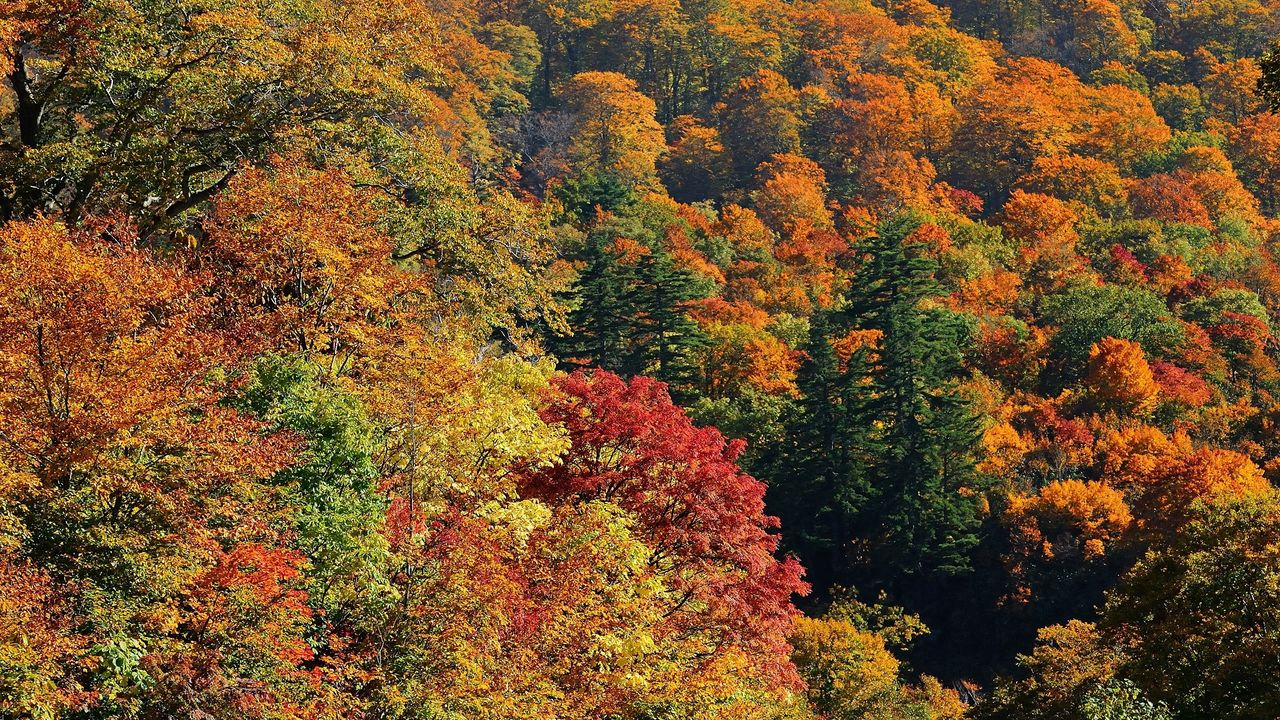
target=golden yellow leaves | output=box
[561,71,667,190]
[1006,480,1132,562]
[1086,337,1160,415]
[202,156,404,366]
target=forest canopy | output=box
[7,0,1280,718]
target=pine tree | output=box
[849,215,986,583]
[764,311,876,591]
[769,212,987,598]
[631,246,711,389]
[555,228,642,372]
[552,210,709,390]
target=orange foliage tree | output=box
[0,218,310,716]
[1085,337,1161,415]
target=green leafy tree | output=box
[1039,284,1186,387]
[1081,681,1172,720]
[0,0,526,228]
[1103,490,1280,719]
[234,357,393,617]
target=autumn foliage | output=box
[10,0,1280,716]
[520,371,807,686]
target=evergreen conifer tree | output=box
[768,212,987,599]
[553,210,710,391]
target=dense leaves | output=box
[10,0,1280,717]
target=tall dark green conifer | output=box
[850,214,986,583]
[764,311,876,590]
[631,246,710,388]
[555,227,643,372]
[552,208,710,391]
[767,212,987,599]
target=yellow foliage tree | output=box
[562,71,667,190]
[1085,337,1160,415]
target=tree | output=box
[791,589,965,720]
[518,370,808,688]
[0,218,314,717]
[947,58,1084,201]
[791,615,905,718]
[689,299,802,399]
[1016,154,1128,218]
[717,69,804,185]
[999,190,1085,292]
[977,620,1125,720]
[768,212,988,598]
[752,153,834,235]
[1085,338,1160,415]
[764,312,881,590]
[1080,681,1172,720]
[805,70,947,209]
[661,114,731,201]
[1001,480,1133,608]
[232,357,392,621]
[846,213,988,584]
[1005,480,1132,565]
[0,558,84,719]
[1102,490,1280,719]
[0,0,522,228]
[200,155,409,364]
[561,71,668,190]
[1039,285,1185,387]
[1258,43,1280,111]
[1061,0,1139,73]
[1151,83,1207,131]
[948,57,1169,201]
[1201,56,1265,125]
[1134,447,1270,531]
[553,202,711,388]
[990,490,1280,720]
[1227,112,1280,212]
[1128,173,1214,228]
[1076,84,1171,171]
